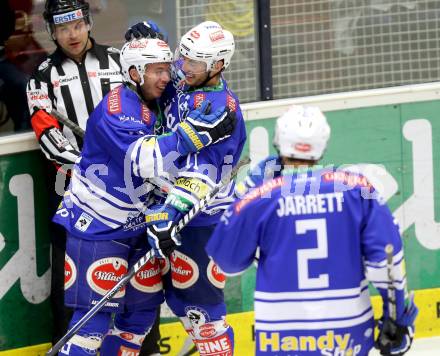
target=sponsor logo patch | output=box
[207,260,226,289]
[86,257,128,297]
[294,143,311,152]
[129,40,148,48]
[226,95,236,111]
[235,177,285,213]
[194,93,206,109]
[194,333,233,355]
[170,251,199,289]
[130,257,163,293]
[53,9,84,24]
[175,177,209,199]
[64,254,77,290]
[107,86,121,114]
[118,344,140,356]
[141,105,152,125]
[209,30,225,42]
[323,171,373,189]
[190,30,200,39]
[74,212,93,232]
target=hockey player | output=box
[26,0,164,346]
[141,21,247,355]
[206,105,418,356]
[52,37,236,356]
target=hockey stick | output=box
[46,156,250,356]
[385,244,397,321]
[50,109,86,138]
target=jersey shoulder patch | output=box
[322,170,373,189]
[38,58,51,72]
[107,86,122,114]
[234,176,284,214]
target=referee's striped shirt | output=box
[27,38,122,149]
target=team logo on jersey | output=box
[206,260,226,289]
[74,212,93,232]
[86,257,128,297]
[141,105,152,125]
[226,95,236,111]
[170,251,199,289]
[107,86,121,114]
[130,257,163,293]
[185,306,210,326]
[64,254,77,290]
[209,30,225,42]
[194,93,206,109]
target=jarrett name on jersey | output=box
[207,167,406,356]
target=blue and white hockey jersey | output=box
[160,77,247,226]
[207,166,409,356]
[53,84,186,240]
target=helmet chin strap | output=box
[192,66,224,89]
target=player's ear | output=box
[129,67,141,84]
[213,60,224,74]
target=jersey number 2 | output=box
[296,218,329,289]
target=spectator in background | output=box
[0,0,31,132]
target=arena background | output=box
[1,0,440,354]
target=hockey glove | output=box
[145,205,182,258]
[375,295,418,356]
[124,20,167,41]
[31,109,80,165]
[175,100,236,155]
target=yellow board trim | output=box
[157,287,440,355]
[2,288,438,354]
[0,343,51,355]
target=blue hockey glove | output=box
[145,205,182,258]
[124,20,167,41]
[235,155,282,197]
[176,100,236,155]
[375,295,418,356]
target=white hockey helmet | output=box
[120,38,173,86]
[179,21,235,72]
[273,105,331,161]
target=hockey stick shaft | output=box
[46,156,250,356]
[385,243,397,321]
[51,109,85,138]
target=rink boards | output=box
[1,82,440,354]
